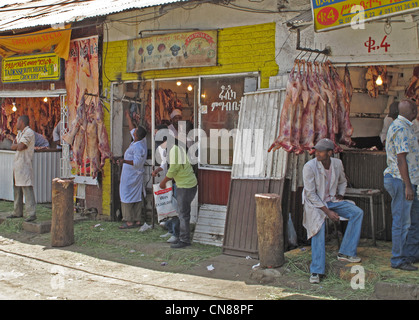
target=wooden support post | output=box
[51,178,75,247]
[255,193,284,268]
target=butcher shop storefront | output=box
[275,2,419,245]
[0,26,72,203]
[104,23,278,244]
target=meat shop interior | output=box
[282,61,419,244]
[111,73,258,222]
[336,64,417,151]
[0,93,63,203]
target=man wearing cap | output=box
[168,109,182,139]
[302,138,364,284]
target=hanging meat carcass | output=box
[268,61,302,153]
[321,61,341,152]
[144,89,183,131]
[95,99,112,168]
[269,59,354,155]
[331,65,354,147]
[73,98,88,167]
[85,101,101,179]
[406,66,419,101]
[299,62,322,152]
[63,94,112,178]
[312,62,329,146]
[63,95,86,146]
[291,61,310,154]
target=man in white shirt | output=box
[8,115,37,222]
[303,138,364,284]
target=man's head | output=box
[388,101,399,120]
[170,109,182,129]
[313,138,334,162]
[16,115,29,131]
[134,125,147,142]
[398,99,418,122]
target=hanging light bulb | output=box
[176,81,182,86]
[187,84,193,91]
[12,102,17,112]
[43,97,48,102]
[376,75,383,86]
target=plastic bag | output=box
[153,181,177,222]
[287,213,298,248]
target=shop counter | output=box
[0,149,61,203]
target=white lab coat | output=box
[119,130,147,203]
[302,158,347,239]
[13,126,35,187]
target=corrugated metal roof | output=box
[0,0,189,32]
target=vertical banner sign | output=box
[2,53,61,83]
[311,0,419,32]
[127,30,217,72]
[65,36,99,176]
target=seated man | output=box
[302,138,364,284]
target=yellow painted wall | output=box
[101,22,278,216]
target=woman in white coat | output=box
[117,125,147,229]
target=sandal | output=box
[119,222,137,229]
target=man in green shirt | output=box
[160,121,197,248]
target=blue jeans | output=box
[310,201,364,274]
[176,186,197,244]
[384,174,419,267]
[165,217,180,237]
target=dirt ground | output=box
[1,204,418,300]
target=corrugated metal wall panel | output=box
[0,150,15,201]
[33,151,61,203]
[232,89,288,180]
[0,150,61,203]
[223,178,285,258]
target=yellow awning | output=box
[0,25,71,60]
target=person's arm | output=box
[117,158,133,166]
[397,153,415,200]
[303,163,339,222]
[159,175,173,189]
[117,147,146,169]
[125,109,135,131]
[152,166,163,177]
[11,135,28,151]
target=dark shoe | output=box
[337,253,361,263]
[7,214,22,219]
[392,263,418,271]
[170,241,191,249]
[25,216,36,222]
